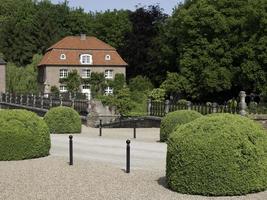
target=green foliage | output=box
[44,106,81,134]
[149,88,166,102]
[50,85,60,95]
[0,109,50,161]
[167,114,267,196]
[129,75,154,93]
[164,0,267,100]
[177,99,189,106]
[60,70,81,93]
[87,72,107,97]
[160,72,190,98]
[6,54,42,93]
[108,73,125,94]
[99,87,133,116]
[160,110,202,142]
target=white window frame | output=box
[59,85,68,93]
[104,69,113,79]
[80,54,92,65]
[81,68,91,79]
[105,54,111,61]
[82,84,90,90]
[59,69,68,78]
[60,54,66,60]
[105,87,113,95]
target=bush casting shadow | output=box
[166,114,267,196]
[0,109,51,161]
[44,106,81,134]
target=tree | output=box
[128,75,154,93]
[61,70,81,93]
[163,0,267,101]
[121,5,168,83]
[6,54,42,93]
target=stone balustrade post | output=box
[26,95,29,106]
[49,96,53,108]
[15,95,18,104]
[0,92,2,103]
[72,99,75,108]
[33,95,36,107]
[239,91,247,116]
[212,102,217,113]
[10,93,13,103]
[187,101,192,110]
[165,100,170,114]
[41,96,44,109]
[147,99,152,116]
[60,95,63,106]
[20,94,23,104]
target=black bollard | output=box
[99,119,102,136]
[69,135,73,165]
[133,127,136,139]
[126,139,131,173]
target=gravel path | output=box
[50,127,166,170]
[1,127,267,200]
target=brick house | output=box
[0,58,6,93]
[38,35,127,99]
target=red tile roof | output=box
[38,36,127,66]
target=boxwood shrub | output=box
[166,114,267,196]
[160,110,202,142]
[0,109,51,161]
[44,106,81,134]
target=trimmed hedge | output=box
[166,114,267,196]
[160,110,202,142]
[0,109,51,161]
[44,106,81,134]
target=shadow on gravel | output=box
[157,177,168,189]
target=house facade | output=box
[0,58,6,93]
[38,35,127,99]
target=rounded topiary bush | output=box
[44,106,81,134]
[160,110,202,142]
[166,114,267,196]
[0,109,51,161]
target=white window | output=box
[59,85,67,93]
[105,87,113,95]
[104,70,113,79]
[82,84,90,90]
[59,69,68,78]
[60,54,66,60]
[80,54,92,65]
[81,69,91,79]
[105,54,111,61]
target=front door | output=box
[82,84,91,100]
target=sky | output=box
[50,0,182,15]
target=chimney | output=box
[80,34,86,40]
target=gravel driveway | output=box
[1,126,267,200]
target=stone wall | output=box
[250,114,267,129]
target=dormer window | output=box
[80,54,92,65]
[105,54,111,61]
[60,54,66,60]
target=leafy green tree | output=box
[6,54,42,93]
[121,5,168,83]
[87,72,107,97]
[92,10,132,49]
[61,70,81,93]
[164,0,267,101]
[149,88,166,102]
[128,75,154,93]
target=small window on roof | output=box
[105,54,111,61]
[60,54,66,60]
